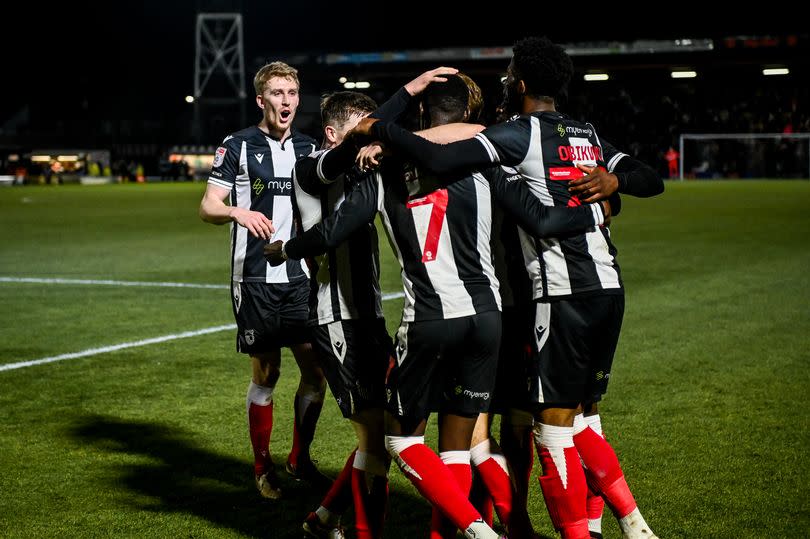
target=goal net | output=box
[678,133,810,180]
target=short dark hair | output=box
[422,74,470,125]
[512,36,573,101]
[320,91,378,129]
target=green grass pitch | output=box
[0,181,808,538]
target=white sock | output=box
[618,507,656,538]
[470,438,509,475]
[572,413,588,435]
[464,518,499,539]
[315,505,340,527]
[584,414,603,436]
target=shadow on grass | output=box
[71,415,436,538]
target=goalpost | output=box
[678,133,810,180]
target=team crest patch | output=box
[213,146,227,168]
[244,329,256,346]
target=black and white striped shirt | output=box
[370,114,643,300]
[475,113,624,299]
[292,150,383,325]
[208,126,316,283]
[285,162,602,322]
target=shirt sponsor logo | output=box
[267,180,292,192]
[252,178,264,195]
[213,146,227,168]
[565,125,594,136]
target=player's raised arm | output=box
[350,117,493,174]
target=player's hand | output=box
[599,198,612,226]
[357,143,385,171]
[263,240,287,266]
[230,207,275,240]
[404,66,459,96]
[568,164,618,203]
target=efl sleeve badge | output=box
[212,146,227,168]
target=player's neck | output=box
[523,96,556,114]
[258,122,291,142]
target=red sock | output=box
[470,472,494,527]
[586,485,605,522]
[319,449,356,514]
[431,455,472,539]
[248,401,274,476]
[573,426,636,518]
[394,442,482,531]
[477,459,512,525]
[536,425,589,539]
[289,393,323,467]
[352,463,388,539]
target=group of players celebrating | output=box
[200,35,664,539]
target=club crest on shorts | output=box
[244,329,256,346]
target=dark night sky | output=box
[4,1,799,101]
[1,1,803,146]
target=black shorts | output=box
[528,294,624,405]
[312,318,393,418]
[490,304,534,414]
[387,311,501,420]
[231,280,311,353]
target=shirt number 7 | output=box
[406,189,448,263]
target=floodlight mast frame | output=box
[194,13,246,101]
[192,13,246,142]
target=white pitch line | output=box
[0,325,237,372]
[0,277,228,289]
[0,281,405,372]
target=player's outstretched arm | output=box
[264,176,380,265]
[487,167,607,237]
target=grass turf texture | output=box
[0,181,808,538]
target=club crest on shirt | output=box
[213,146,227,168]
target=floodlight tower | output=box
[192,12,247,143]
